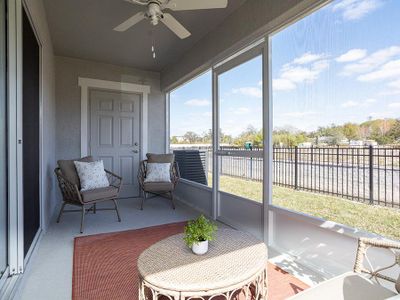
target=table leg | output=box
[138,279,145,300]
[261,268,268,300]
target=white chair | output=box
[288,238,400,300]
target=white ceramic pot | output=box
[192,240,208,255]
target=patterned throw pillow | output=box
[144,163,171,183]
[74,160,110,191]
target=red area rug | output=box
[73,222,308,300]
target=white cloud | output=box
[336,49,367,62]
[341,98,377,108]
[273,78,296,91]
[341,46,400,76]
[273,53,329,92]
[388,79,400,89]
[379,90,400,96]
[281,111,319,118]
[332,0,382,21]
[341,100,360,108]
[381,79,400,96]
[273,53,329,93]
[230,107,251,115]
[281,66,317,83]
[281,60,329,83]
[184,98,210,106]
[232,87,262,98]
[357,59,400,81]
[313,60,330,72]
[293,52,325,65]
[388,102,400,108]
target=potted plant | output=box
[183,215,217,255]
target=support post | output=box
[369,145,374,205]
[294,146,299,190]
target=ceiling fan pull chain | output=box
[151,30,156,59]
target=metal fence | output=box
[202,146,400,208]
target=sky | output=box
[170,0,400,137]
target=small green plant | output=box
[183,215,217,247]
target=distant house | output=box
[316,136,333,145]
[364,140,378,146]
[349,140,364,147]
[298,142,312,148]
[349,140,378,147]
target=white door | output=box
[89,89,141,198]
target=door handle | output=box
[132,150,139,153]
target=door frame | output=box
[21,0,44,267]
[78,77,150,160]
[6,0,44,277]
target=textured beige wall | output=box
[25,0,56,229]
[160,0,323,90]
[55,56,165,162]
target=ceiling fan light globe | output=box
[151,16,158,25]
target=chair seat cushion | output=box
[81,186,118,203]
[288,272,396,300]
[58,156,94,187]
[143,182,174,192]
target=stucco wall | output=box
[55,56,165,162]
[25,0,56,230]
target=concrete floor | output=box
[14,196,198,300]
[12,196,322,300]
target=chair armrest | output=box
[54,167,82,204]
[354,237,400,293]
[137,160,147,189]
[105,169,122,190]
[171,161,180,186]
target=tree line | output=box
[170,118,400,147]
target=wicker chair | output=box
[137,154,180,210]
[288,237,400,300]
[54,156,123,233]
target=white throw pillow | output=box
[74,160,110,191]
[144,163,171,183]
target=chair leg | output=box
[93,203,96,214]
[80,206,85,234]
[170,192,176,210]
[113,199,121,222]
[56,202,66,223]
[141,192,146,210]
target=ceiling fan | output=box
[113,0,228,39]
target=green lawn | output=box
[210,173,400,240]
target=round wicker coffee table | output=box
[137,228,268,300]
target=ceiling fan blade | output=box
[123,0,148,6]
[161,13,191,39]
[165,0,227,11]
[113,12,146,32]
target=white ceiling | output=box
[43,0,246,71]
